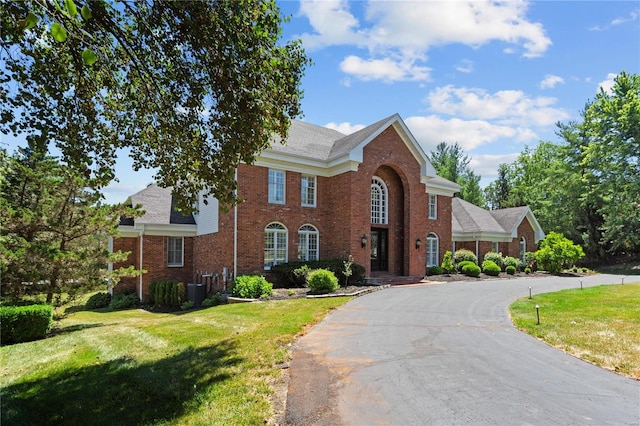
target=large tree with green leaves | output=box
[0,148,141,304]
[1,0,309,210]
[428,142,485,206]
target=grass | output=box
[0,297,352,425]
[509,283,640,380]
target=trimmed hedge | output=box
[504,256,522,271]
[109,292,140,310]
[454,249,477,264]
[483,252,504,270]
[271,259,365,287]
[149,280,186,307]
[1,304,53,345]
[462,263,481,277]
[482,260,501,276]
[506,265,517,275]
[427,265,444,276]
[307,269,339,294]
[85,292,111,310]
[456,260,476,273]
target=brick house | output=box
[111,114,544,300]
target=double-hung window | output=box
[167,237,184,267]
[428,195,437,219]
[426,233,439,267]
[301,175,316,207]
[268,169,285,204]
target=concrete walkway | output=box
[285,274,639,425]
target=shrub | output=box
[149,280,186,307]
[482,260,501,276]
[441,251,455,274]
[85,292,112,310]
[461,263,481,277]
[307,269,339,294]
[506,266,516,275]
[524,267,532,274]
[292,265,312,287]
[454,249,477,264]
[427,266,444,276]
[180,301,194,311]
[503,256,522,271]
[271,259,365,287]
[232,275,273,299]
[535,231,585,273]
[456,260,475,273]
[201,293,224,308]
[109,292,140,310]
[0,304,53,344]
[483,252,504,270]
[524,252,537,271]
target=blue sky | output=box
[3,1,639,205]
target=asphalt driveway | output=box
[285,274,640,425]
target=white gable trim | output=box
[118,224,197,238]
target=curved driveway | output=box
[285,274,639,425]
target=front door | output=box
[370,228,388,272]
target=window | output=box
[426,233,439,267]
[371,177,388,224]
[301,175,316,207]
[492,242,499,253]
[264,222,288,269]
[298,225,319,261]
[268,169,285,204]
[167,237,184,267]
[428,194,437,219]
[520,237,526,262]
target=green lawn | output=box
[509,283,640,380]
[1,297,352,425]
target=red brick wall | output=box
[112,236,138,294]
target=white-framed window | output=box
[371,177,388,224]
[268,169,285,204]
[264,222,288,270]
[301,175,316,207]
[520,237,526,262]
[298,224,319,261]
[428,194,437,219]
[492,242,499,253]
[167,237,184,267]
[426,233,439,267]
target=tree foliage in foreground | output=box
[429,142,486,207]
[484,72,639,262]
[1,0,309,211]
[0,148,142,303]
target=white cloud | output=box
[324,121,365,135]
[598,73,617,94]
[297,0,552,82]
[469,153,520,179]
[455,59,474,74]
[540,74,565,89]
[406,115,537,153]
[611,9,639,26]
[424,85,569,127]
[339,55,431,82]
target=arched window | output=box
[371,177,388,224]
[264,222,287,270]
[298,224,319,261]
[520,236,526,263]
[426,233,439,267]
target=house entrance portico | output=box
[370,228,388,272]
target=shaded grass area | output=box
[0,298,352,425]
[509,283,640,380]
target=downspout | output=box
[233,168,238,279]
[473,233,478,260]
[107,236,114,295]
[139,225,144,301]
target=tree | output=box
[1,0,309,211]
[0,148,141,304]
[484,163,512,210]
[535,231,585,273]
[428,142,485,206]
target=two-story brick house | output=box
[112,114,544,301]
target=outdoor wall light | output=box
[415,238,422,250]
[361,234,367,248]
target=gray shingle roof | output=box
[452,197,505,234]
[126,184,195,226]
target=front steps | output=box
[364,275,424,286]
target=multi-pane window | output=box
[167,237,184,267]
[492,242,499,253]
[426,233,439,267]
[371,177,388,224]
[520,237,526,262]
[298,225,319,261]
[301,175,316,207]
[268,169,285,204]
[264,222,287,269]
[428,194,437,219]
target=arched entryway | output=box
[370,166,406,276]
